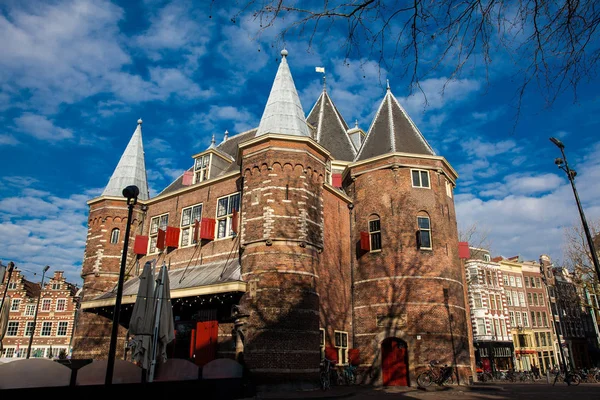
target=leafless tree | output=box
[459,222,492,252]
[231,0,600,116]
[563,219,600,296]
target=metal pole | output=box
[27,266,49,359]
[105,191,137,385]
[0,262,15,315]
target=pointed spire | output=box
[255,49,310,137]
[386,79,390,91]
[224,130,229,141]
[210,133,216,147]
[102,119,150,200]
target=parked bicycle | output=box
[552,368,581,386]
[320,357,334,390]
[417,360,455,388]
[339,363,358,385]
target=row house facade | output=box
[465,248,513,373]
[72,49,475,387]
[0,269,79,359]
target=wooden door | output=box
[193,320,218,367]
[382,338,408,386]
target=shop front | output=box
[474,342,514,373]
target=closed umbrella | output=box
[129,261,155,371]
[0,296,10,354]
[148,265,175,382]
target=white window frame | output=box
[509,276,515,287]
[5,348,15,358]
[368,217,382,252]
[56,298,67,312]
[503,275,509,286]
[411,169,430,188]
[417,216,432,250]
[180,203,203,247]
[516,277,522,287]
[476,318,486,335]
[319,328,325,360]
[518,292,525,306]
[506,291,512,306]
[334,330,348,365]
[25,304,35,316]
[41,321,52,336]
[7,321,19,336]
[148,213,169,254]
[522,312,529,327]
[10,298,20,312]
[25,321,34,336]
[8,282,17,289]
[41,298,51,311]
[110,228,120,244]
[512,291,519,307]
[516,312,523,327]
[52,283,61,290]
[445,180,453,197]
[483,254,491,262]
[473,293,483,308]
[57,321,68,336]
[194,153,211,184]
[216,193,240,239]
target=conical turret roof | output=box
[356,88,435,161]
[255,49,310,137]
[102,119,150,200]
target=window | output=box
[503,275,509,286]
[506,292,512,306]
[194,154,211,183]
[10,298,20,312]
[334,331,348,364]
[476,318,486,335]
[542,312,548,327]
[539,295,544,306]
[536,278,541,288]
[149,213,169,253]
[445,180,453,197]
[527,293,533,305]
[25,321,34,336]
[411,169,430,188]
[509,276,515,287]
[110,228,120,244]
[541,332,547,346]
[41,322,52,336]
[497,294,503,310]
[31,348,45,358]
[57,321,68,336]
[522,312,529,327]
[5,348,15,358]
[473,293,483,308]
[417,216,432,249]
[483,253,491,262]
[180,204,203,247]
[368,217,382,251]
[518,292,525,306]
[531,311,537,327]
[533,293,539,306]
[56,299,66,312]
[535,332,540,347]
[512,291,519,307]
[468,268,479,284]
[516,312,523,327]
[525,277,530,287]
[25,304,35,316]
[8,282,17,289]
[509,311,515,326]
[7,321,18,336]
[52,283,61,290]
[216,193,240,239]
[516,277,522,287]
[490,295,496,310]
[546,332,552,346]
[41,299,51,311]
[319,328,325,360]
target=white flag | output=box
[315,67,325,73]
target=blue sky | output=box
[1,0,599,286]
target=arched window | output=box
[368,215,381,251]
[110,228,120,244]
[416,214,432,250]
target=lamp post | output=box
[26,265,50,359]
[105,185,139,385]
[550,137,600,284]
[0,261,15,314]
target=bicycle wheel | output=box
[320,371,330,390]
[570,374,581,386]
[417,372,433,387]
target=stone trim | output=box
[355,275,464,288]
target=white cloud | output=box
[190,105,257,135]
[461,138,517,157]
[13,113,73,142]
[399,78,482,117]
[0,134,19,146]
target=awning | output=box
[80,259,245,310]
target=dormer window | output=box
[194,154,211,184]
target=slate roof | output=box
[102,119,150,200]
[356,89,435,161]
[306,90,356,161]
[255,50,310,137]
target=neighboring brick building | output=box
[0,269,79,359]
[72,50,474,387]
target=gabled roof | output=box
[355,89,435,161]
[255,50,310,138]
[306,90,356,161]
[102,119,150,200]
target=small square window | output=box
[41,299,51,311]
[411,169,430,188]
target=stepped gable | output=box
[306,90,356,161]
[356,88,435,161]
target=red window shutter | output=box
[157,228,166,250]
[348,349,360,366]
[458,242,470,259]
[133,235,149,255]
[193,220,200,243]
[200,218,215,240]
[231,209,239,235]
[332,173,343,188]
[325,346,339,364]
[182,170,193,186]
[166,226,180,248]
[360,231,370,251]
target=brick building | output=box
[72,50,474,387]
[0,269,79,359]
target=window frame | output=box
[6,321,19,336]
[445,180,453,197]
[25,304,35,316]
[41,298,51,312]
[10,298,20,312]
[25,321,34,336]
[56,298,67,312]
[194,153,211,184]
[8,282,17,289]
[57,321,68,336]
[411,169,431,188]
[148,213,169,254]
[473,293,483,308]
[41,321,52,336]
[52,283,61,290]
[334,330,349,365]
[417,215,432,250]
[216,193,240,239]
[368,217,382,252]
[476,318,486,335]
[110,228,120,244]
[522,312,529,327]
[180,203,203,247]
[319,328,325,360]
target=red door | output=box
[193,320,218,367]
[382,338,409,386]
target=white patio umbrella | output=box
[129,261,156,371]
[0,296,10,354]
[148,264,175,382]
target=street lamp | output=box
[105,185,139,385]
[550,137,600,285]
[26,265,50,359]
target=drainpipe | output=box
[348,202,355,350]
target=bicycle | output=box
[320,357,334,390]
[552,369,581,386]
[477,370,494,382]
[417,360,455,388]
[339,363,358,385]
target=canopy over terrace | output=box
[80,260,245,320]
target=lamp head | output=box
[549,137,565,149]
[554,158,564,166]
[7,261,14,272]
[122,185,140,200]
[43,265,50,273]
